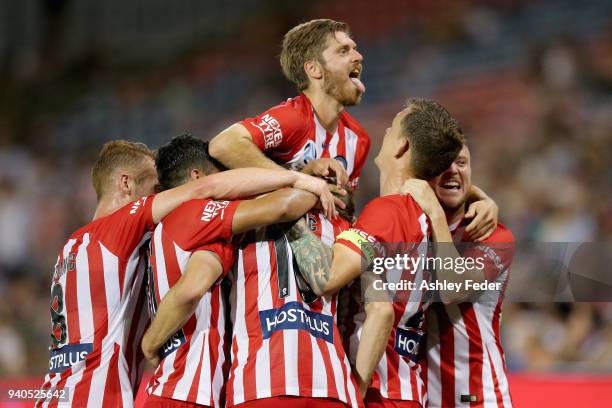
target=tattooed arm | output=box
[286,219,363,297]
[286,219,332,296]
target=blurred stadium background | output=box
[1,0,611,405]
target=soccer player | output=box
[139,135,341,407]
[298,99,470,408]
[204,19,369,408]
[208,18,369,190]
[402,145,515,407]
[36,140,337,408]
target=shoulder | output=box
[341,110,370,140]
[483,223,515,244]
[264,94,311,123]
[366,194,422,215]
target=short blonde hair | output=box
[91,140,154,201]
[280,19,350,91]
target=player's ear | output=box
[395,139,410,159]
[119,173,131,194]
[190,168,202,180]
[304,60,323,81]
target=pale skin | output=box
[141,170,329,367]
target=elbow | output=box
[190,176,220,200]
[208,138,224,161]
[277,189,308,222]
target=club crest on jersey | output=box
[286,140,319,172]
[253,114,283,149]
[49,343,93,373]
[394,327,423,360]
[201,200,230,222]
[259,301,333,343]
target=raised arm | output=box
[152,168,338,224]
[141,250,223,367]
[232,189,319,234]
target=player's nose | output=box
[352,49,363,62]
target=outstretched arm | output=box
[141,250,222,367]
[152,168,339,224]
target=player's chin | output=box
[342,90,363,106]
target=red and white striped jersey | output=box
[337,194,430,405]
[146,199,241,406]
[240,93,371,190]
[424,223,515,408]
[37,196,156,408]
[225,211,363,407]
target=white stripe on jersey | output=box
[230,249,248,405]
[344,128,359,176]
[76,234,93,343]
[313,114,327,157]
[255,240,273,399]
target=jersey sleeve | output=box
[240,104,308,152]
[165,199,242,250]
[193,240,237,283]
[100,195,156,256]
[336,197,401,261]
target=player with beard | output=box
[401,146,515,408]
[209,19,369,190]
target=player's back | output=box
[145,198,240,406]
[38,196,155,408]
[225,211,362,408]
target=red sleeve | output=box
[193,241,237,282]
[465,224,515,281]
[164,199,241,250]
[240,104,308,153]
[336,197,401,257]
[99,195,155,256]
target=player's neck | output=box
[93,195,128,220]
[379,165,412,196]
[303,88,343,133]
[446,207,465,227]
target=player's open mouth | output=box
[349,67,365,93]
[441,180,461,190]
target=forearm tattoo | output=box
[286,219,333,295]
